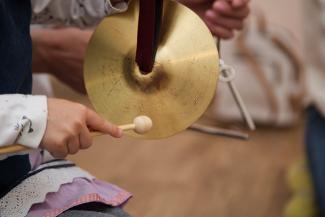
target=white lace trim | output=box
[0,166,94,217]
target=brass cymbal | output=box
[84,0,219,139]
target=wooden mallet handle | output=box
[0,116,152,155]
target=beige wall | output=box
[252,0,303,45]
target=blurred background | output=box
[32,0,313,216]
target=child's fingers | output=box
[205,19,234,39]
[206,10,244,30]
[79,125,92,150]
[86,109,123,138]
[67,136,80,155]
[50,142,68,159]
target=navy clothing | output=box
[306,106,325,216]
[0,0,32,196]
[59,203,131,217]
[0,0,32,94]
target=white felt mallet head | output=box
[133,115,153,134]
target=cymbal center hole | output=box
[140,70,152,75]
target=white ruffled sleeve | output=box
[0,95,48,149]
[31,0,129,27]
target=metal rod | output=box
[217,37,255,131]
[222,69,256,130]
[190,124,249,140]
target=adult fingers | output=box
[231,0,249,9]
[205,19,234,39]
[213,1,232,14]
[213,0,250,19]
[205,10,244,30]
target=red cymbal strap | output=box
[136,0,163,73]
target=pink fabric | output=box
[29,150,43,169]
[27,178,132,217]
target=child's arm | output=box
[0,95,122,158]
[0,95,47,150]
[177,0,250,38]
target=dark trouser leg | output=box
[306,106,325,216]
[58,202,132,217]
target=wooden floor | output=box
[45,76,305,217]
[68,120,304,217]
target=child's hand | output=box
[178,0,250,39]
[40,98,122,158]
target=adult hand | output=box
[32,28,93,94]
[177,0,250,39]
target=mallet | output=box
[0,115,153,155]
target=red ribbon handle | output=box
[136,0,163,74]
